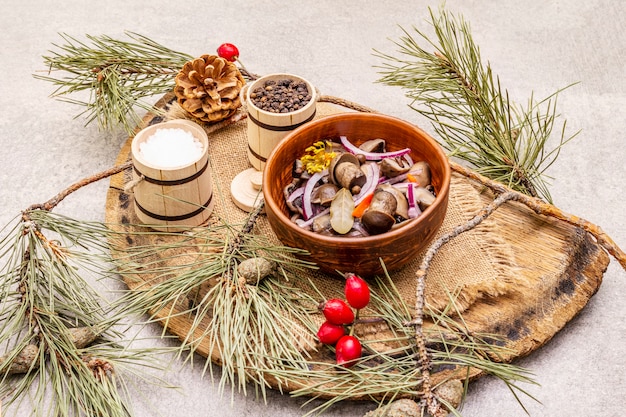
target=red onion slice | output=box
[302,169,328,220]
[406,183,422,219]
[287,186,304,204]
[340,135,411,161]
[353,162,380,206]
[296,207,331,229]
[380,166,424,186]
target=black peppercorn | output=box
[250,78,311,113]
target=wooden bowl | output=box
[262,112,451,277]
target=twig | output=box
[318,95,378,113]
[24,162,132,214]
[20,108,245,216]
[406,191,519,415]
[238,67,260,81]
[223,201,266,284]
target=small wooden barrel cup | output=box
[131,120,214,232]
[243,73,317,171]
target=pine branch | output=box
[0,166,175,416]
[261,270,536,417]
[113,209,321,400]
[374,6,579,203]
[34,32,194,133]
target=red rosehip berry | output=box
[316,321,345,345]
[335,335,362,367]
[344,273,370,310]
[217,43,240,62]
[319,298,355,325]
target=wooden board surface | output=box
[105,94,609,398]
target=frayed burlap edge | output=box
[421,173,527,314]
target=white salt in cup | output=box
[242,73,317,171]
[130,120,214,231]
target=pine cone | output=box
[174,54,245,123]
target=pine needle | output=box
[256,272,537,417]
[112,215,320,401]
[374,6,579,203]
[34,32,193,133]
[0,210,175,417]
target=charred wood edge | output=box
[448,161,626,270]
[403,163,625,415]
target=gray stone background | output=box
[1,1,624,416]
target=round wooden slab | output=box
[105,94,609,398]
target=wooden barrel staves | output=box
[130,119,214,232]
[243,73,317,171]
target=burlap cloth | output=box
[156,99,521,316]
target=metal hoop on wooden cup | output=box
[130,119,214,232]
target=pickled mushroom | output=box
[285,182,304,214]
[358,138,386,153]
[413,186,436,211]
[311,183,339,206]
[380,156,412,178]
[378,183,409,220]
[410,161,431,187]
[312,214,333,234]
[292,159,306,178]
[361,189,397,235]
[286,135,439,238]
[329,153,365,194]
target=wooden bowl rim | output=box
[262,112,451,245]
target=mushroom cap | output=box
[329,152,361,185]
[312,214,333,234]
[312,183,339,206]
[361,210,396,235]
[358,138,386,153]
[330,153,366,194]
[413,186,436,210]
